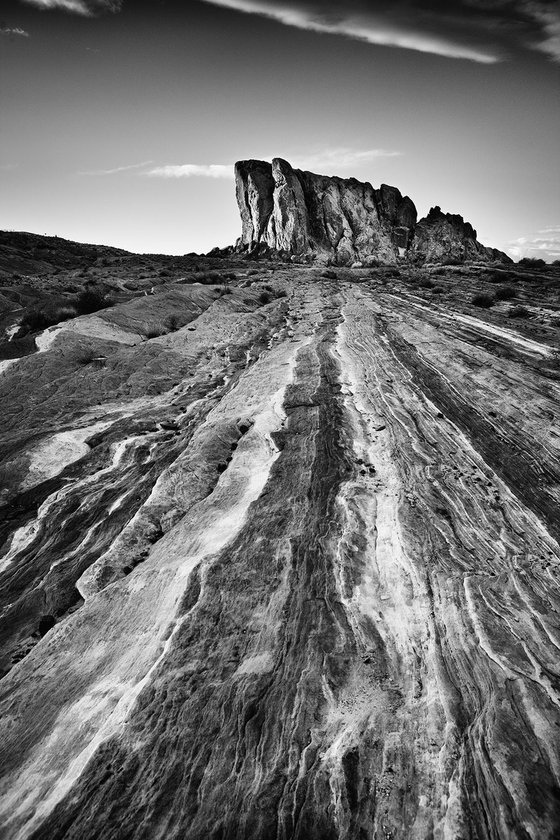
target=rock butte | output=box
[235,158,510,265]
[0,221,559,839]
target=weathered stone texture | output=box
[235,158,510,264]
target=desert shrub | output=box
[518,257,546,268]
[159,269,171,277]
[145,327,165,339]
[276,289,288,298]
[216,286,232,296]
[431,286,445,294]
[76,349,106,367]
[495,286,516,301]
[471,293,495,308]
[164,314,180,331]
[508,305,531,319]
[75,289,111,315]
[55,305,78,321]
[20,308,58,332]
[0,461,21,497]
[419,278,435,289]
[258,291,272,304]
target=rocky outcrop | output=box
[235,158,510,265]
[411,205,509,264]
[235,158,417,265]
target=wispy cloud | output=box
[0,25,30,37]
[20,0,122,15]
[287,147,401,173]
[201,0,560,63]
[508,227,560,261]
[146,164,234,179]
[17,1,560,62]
[78,160,153,175]
[200,0,500,63]
[145,150,401,180]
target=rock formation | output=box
[0,237,558,839]
[235,158,509,265]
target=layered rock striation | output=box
[0,254,560,838]
[235,158,508,265]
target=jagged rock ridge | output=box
[235,158,508,265]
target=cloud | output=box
[78,160,153,175]
[146,164,234,179]
[288,147,401,173]
[0,25,30,37]
[145,150,401,180]
[520,1,560,61]
[508,227,560,261]
[17,1,560,62]
[20,0,122,15]
[201,0,500,62]
[201,0,560,63]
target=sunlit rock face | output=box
[0,250,559,839]
[235,158,509,265]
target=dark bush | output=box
[471,293,495,308]
[20,308,58,332]
[419,278,435,289]
[75,289,111,315]
[258,291,272,304]
[431,286,445,294]
[76,349,106,367]
[164,314,180,331]
[145,327,165,339]
[518,257,546,268]
[495,286,517,300]
[508,305,531,319]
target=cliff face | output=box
[235,158,509,265]
[235,158,417,265]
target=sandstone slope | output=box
[0,260,559,839]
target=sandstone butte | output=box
[234,158,510,266]
[0,170,559,840]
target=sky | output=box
[1,0,559,259]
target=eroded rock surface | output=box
[0,259,559,839]
[235,159,509,266]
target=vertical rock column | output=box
[234,160,275,247]
[268,158,310,254]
